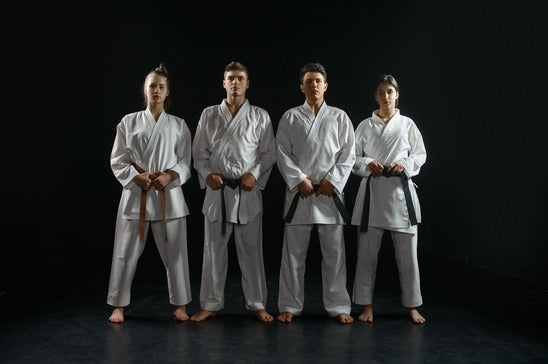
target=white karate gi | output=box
[107,109,192,307]
[192,99,276,311]
[351,109,426,308]
[276,101,355,317]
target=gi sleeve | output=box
[325,113,356,194]
[192,109,213,189]
[110,118,139,188]
[276,113,308,191]
[399,121,426,178]
[246,111,277,190]
[167,120,192,186]
[352,121,375,178]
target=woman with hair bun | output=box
[351,74,427,324]
[107,63,193,323]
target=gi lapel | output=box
[142,109,166,170]
[210,99,250,164]
[297,101,328,173]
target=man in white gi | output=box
[190,61,276,323]
[107,64,192,323]
[276,62,355,324]
[351,74,427,324]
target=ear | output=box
[324,82,328,91]
[300,83,305,93]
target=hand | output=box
[206,173,224,190]
[387,162,405,175]
[240,172,256,192]
[315,178,334,196]
[367,161,384,177]
[133,172,154,191]
[298,178,315,198]
[151,172,172,190]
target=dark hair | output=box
[143,63,171,110]
[299,62,327,84]
[375,74,399,92]
[224,61,249,79]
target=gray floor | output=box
[2,267,547,364]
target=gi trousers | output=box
[199,213,267,311]
[278,224,351,317]
[352,226,423,308]
[107,216,191,307]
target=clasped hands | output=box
[298,178,334,198]
[206,172,256,192]
[367,161,405,177]
[133,171,176,191]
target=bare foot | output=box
[336,313,354,324]
[190,310,217,322]
[408,308,426,324]
[276,311,294,323]
[253,309,273,323]
[358,304,373,323]
[174,306,190,321]
[108,307,125,323]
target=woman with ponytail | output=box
[107,63,193,323]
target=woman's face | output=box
[144,74,169,107]
[375,82,399,110]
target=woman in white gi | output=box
[276,63,355,324]
[190,61,276,323]
[351,74,427,324]
[107,64,192,323]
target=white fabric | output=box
[110,109,192,220]
[199,214,267,311]
[192,99,276,224]
[352,227,423,308]
[107,214,191,307]
[278,224,351,316]
[276,101,355,224]
[351,110,426,230]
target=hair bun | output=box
[155,63,168,75]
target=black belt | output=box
[360,167,418,233]
[284,184,351,224]
[221,178,241,235]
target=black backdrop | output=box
[3,0,547,307]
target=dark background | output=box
[3,0,547,312]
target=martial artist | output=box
[351,74,427,324]
[190,61,276,323]
[107,64,192,323]
[276,62,355,324]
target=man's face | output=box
[223,70,249,97]
[300,72,328,103]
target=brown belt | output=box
[133,163,167,240]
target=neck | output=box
[306,97,324,116]
[377,107,397,123]
[148,103,164,121]
[224,96,246,117]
